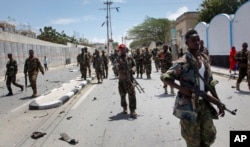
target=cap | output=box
[118,44,126,50]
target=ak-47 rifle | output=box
[125,57,145,93]
[182,82,237,115]
[130,75,145,93]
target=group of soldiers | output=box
[77,47,109,83]
[5,49,44,97]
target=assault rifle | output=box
[183,82,237,115]
[130,75,145,93]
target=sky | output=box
[0,0,203,45]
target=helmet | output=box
[118,44,126,50]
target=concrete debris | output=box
[60,133,78,145]
[31,132,47,139]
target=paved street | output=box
[0,63,249,147]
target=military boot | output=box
[130,110,137,118]
[123,107,128,114]
[236,83,240,91]
[32,89,38,98]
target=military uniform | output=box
[118,54,137,117]
[234,44,249,90]
[247,50,250,90]
[161,52,218,147]
[133,49,144,78]
[158,47,174,94]
[6,56,24,96]
[142,48,152,79]
[110,50,120,78]
[101,51,109,78]
[93,51,104,83]
[24,56,44,97]
[152,48,161,72]
[77,51,90,80]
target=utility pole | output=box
[99,1,120,56]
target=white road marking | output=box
[71,85,96,110]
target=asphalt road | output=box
[0,64,249,147]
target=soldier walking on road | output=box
[77,47,90,80]
[5,53,24,96]
[110,49,120,78]
[133,48,144,78]
[24,49,44,97]
[143,47,152,79]
[152,47,161,72]
[161,29,225,147]
[117,44,137,118]
[93,50,104,83]
[101,50,109,78]
[234,42,249,91]
[159,44,174,94]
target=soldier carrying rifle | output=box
[5,53,24,96]
[161,29,227,147]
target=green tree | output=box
[127,17,171,49]
[198,0,248,23]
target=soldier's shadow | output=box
[155,93,175,98]
[109,112,135,121]
[20,96,34,100]
[235,90,250,95]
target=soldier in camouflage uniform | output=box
[77,47,90,80]
[234,42,249,91]
[117,44,137,118]
[158,44,174,94]
[142,47,152,79]
[161,29,225,147]
[247,48,250,91]
[24,49,44,97]
[93,50,104,83]
[152,47,161,72]
[5,53,24,96]
[85,48,92,78]
[110,49,120,78]
[133,48,144,78]
[101,50,109,78]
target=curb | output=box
[29,76,95,110]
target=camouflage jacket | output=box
[142,52,152,64]
[24,57,44,75]
[6,59,18,76]
[93,55,104,69]
[235,50,248,68]
[77,53,90,67]
[133,52,143,64]
[101,54,109,65]
[118,55,136,80]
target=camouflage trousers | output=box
[118,79,136,111]
[95,67,103,82]
[6,75,23,92]
[80,66,88,79]
[180,100,216,147]
[237,67,247,84]
[28,74,38,95]
[144,63,152,75]
[136,63,144,75]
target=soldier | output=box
[5,53,24,96]
[77,47,90,80]
[101,50,109,78]
[152,47,161,72]
[248,48,250,91]
[110,49,120,78]
[158,44,174,94]
[161,29,224,147]
[117,44,137,118]
[92,50,104,83]
[84,47,92,78]
[142,47,152,79]
[234,42,249,91]
[133,48,144,78]
[24,49,44,97]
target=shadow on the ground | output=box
[109,112,137,121]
